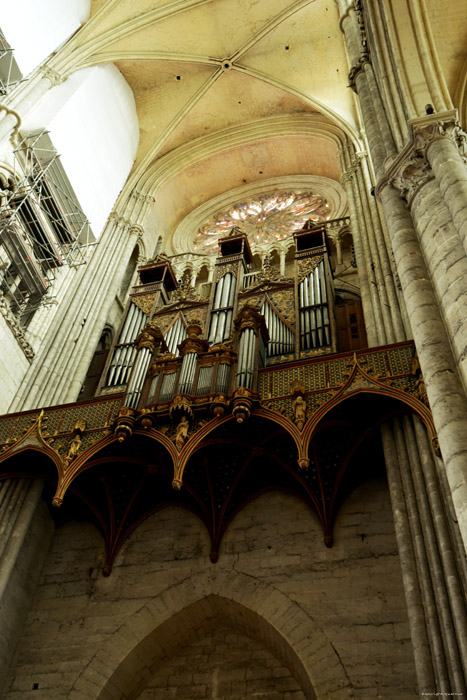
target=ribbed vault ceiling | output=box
[61,0,356,209]
[60,0,466,242]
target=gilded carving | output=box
[169,395,194,418]
[255,255,288,284]
[174,415,189,451]
[266,289,295,325]
[292,395,308,431]
[132,293,156,315]
[171,269,204,303]
[65,433,82,466]
[215,262,238,282]
[63,417,87,467]
[298,255,323,282]
[234,303,266,336]
[135,320,164,352]
[178,320,209,356]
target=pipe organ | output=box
[164,315,187,355]
[295,225,333,355]
[261,299,295,357]
[97,222,361,412]
[298,259,330,350]
[105,301,147,390]
[208,272,236,344]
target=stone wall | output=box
[2,477,417,699]
[136,627,306,699]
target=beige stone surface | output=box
[3,480,417,699]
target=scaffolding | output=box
[0,29,22,95]
[0,130,96,323]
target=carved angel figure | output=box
[292,395,307,430]
[175,415,189,451]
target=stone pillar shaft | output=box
[424,132,467,249]
[339,148,378,345]
[381,423,436,693]
[408,178,467,390]
[0,479,53,695]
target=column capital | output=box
[348,54,370,93]
[384,145,434,205]
[129,223,144,240]
[0,291,34,359]
[379,110,466,203]
[39,66,67,88]
[340,164,358,185]
[354,150,368,160]
[409,109,467,163]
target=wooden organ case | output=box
[0,223,435,574]
[97,223,368,415]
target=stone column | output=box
[62,223,144,404]
[381,424,436,693]
[279,251,286,276]
[0,479,54,695]
[340,139,401,344]
[378,181,467,549]
[338,1,467,550]
[410,111,467,249]
[340,159,378,345]
[8,204,145,411]
[0,67,66,147]
[338,1,467,691]
[382,417,467,692]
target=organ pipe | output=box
[107,303,147,387]
[165,316,187,356]
[179,352,198,394]
[123,321,164,409]
[159,372,177,402]
[125,347,152,408]
[196,366,214,395]
[235,327,256,389]
[216,364,230,393]
[261,302,294,357]
[299,261,331,351]
[209,272,237,344]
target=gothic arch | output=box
[69,570,353,700]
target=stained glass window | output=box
[193,191,330,253]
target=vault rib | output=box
[145,66,223,163]
[231,0,317,63]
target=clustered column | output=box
[9,190,154,411]
[0,479,53,694]
[338,0,467,692]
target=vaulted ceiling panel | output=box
[114,59,218,167]
[158,70,318,158]
[151,135,341,245]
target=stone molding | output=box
[411,110,467,164]
[377,110,467,203]
[386,147,434,205]
[348,55,370,93]
[39,66,67,88]
[0,291,34,360]
[346,0,370,93]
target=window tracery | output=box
[193,191,331,254]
